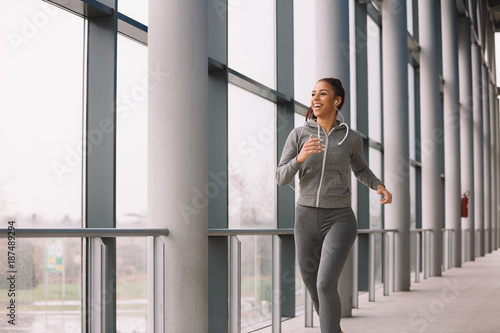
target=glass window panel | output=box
[116,237,147,333]
[228,0,276,89]
[0,238,82,332]
[407,0,413,35]
[240,235,272,332]
[118,0,148,26]
[0,1,83,227]
[228,85,276,229]
[116,36,148,228]
[368,148,383,285]
[367,15,382,143]
[368,148,382,230]
[293,0,316,105]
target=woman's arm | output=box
[276,130,302,186]
[351,134,392,204]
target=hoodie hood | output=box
[303,118,350,145]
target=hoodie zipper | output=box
[316,126,328,207]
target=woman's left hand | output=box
[377,185,392,204]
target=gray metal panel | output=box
[85,13,117,333]
[208,0,227,64]
[276,0,294,98]
[355,0,370,292]
[277,103,295,229]
[280,235,295,317]
[86,15,117,229]
[208,70,229,229]
[209,237,229,333]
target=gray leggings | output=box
[295,204,358,333]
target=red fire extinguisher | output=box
[461,192,469,218]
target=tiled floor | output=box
[255,249,500,333]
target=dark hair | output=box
[305,77,346,120]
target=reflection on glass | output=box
[294,0,316,105]
[118,0,148,25]
[116,35,148,228]
[0,238,82,333]
[240,235,272,332]
[0,0,83,228]
[367,16,382,143]
[228,0,275,89]
[228,84,276,229]
[116,237,147,333]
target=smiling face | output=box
[310,81,342,119]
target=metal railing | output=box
[209,228,399,331]
[208,228,293,333]
[410,229,433,282]
[442,228,454,271]
[352,229,397,307]
[0,227,169,333]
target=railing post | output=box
[230,235,241,333]
[415,232,420,283]
[272,235,282,333]
[392,231,396,292]
[151,236,166,333]
[89,237,106,333]
[443,230,447,271]
[304,288,314,327]
[369,233,376,302]
[352,237,359,308]
[423,231,428,280]
[383,232,390,296]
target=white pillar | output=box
[441,0,462,267]
[382,0,411,291]
[315,0,353,317]
[458,17,475,262]
[148,1,208,331]
[472,42,483,259]
[419,0,443,276]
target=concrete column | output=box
[382,0,410,291]
[472,42,484,259]
[148,1,208,331]
[458,17,475,262]
[315,0,352,317]
[419,0,443,276]
[482,64,490,256]
[441,0,462,267]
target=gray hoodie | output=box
[276,119,383,208]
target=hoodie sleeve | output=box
[350,133,383,190]
[276,129,302,186]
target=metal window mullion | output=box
[85,6,118,332]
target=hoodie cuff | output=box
[290,157,302,170]
[372,180,383,191]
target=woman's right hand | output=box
[297,135,324,163]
